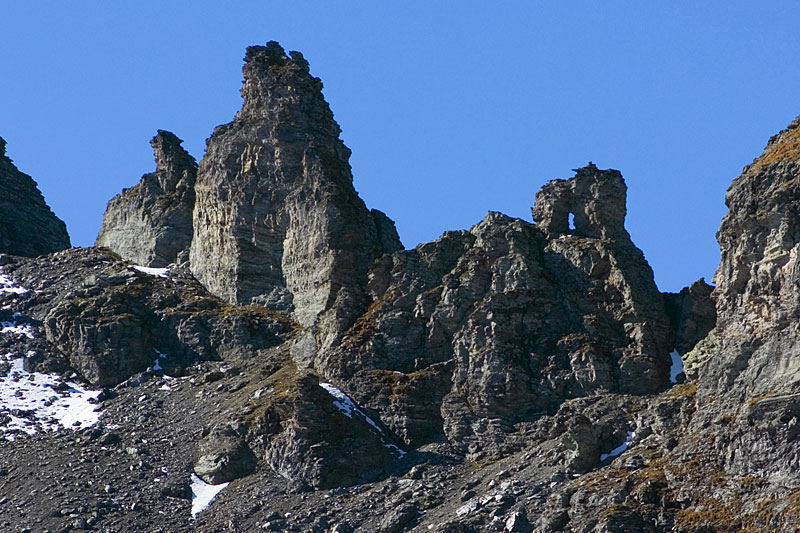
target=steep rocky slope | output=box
[0,137,70,256]
[1,41,799,532]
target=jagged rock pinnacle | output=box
[150,130,197,192]
[190,40,401,363]
[96,130,197,267]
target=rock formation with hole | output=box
[318,164,672,454]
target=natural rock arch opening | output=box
[531,163,630,241]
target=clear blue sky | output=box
[2,2,799,292]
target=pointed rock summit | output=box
[189,41,401,356]
[96,130,197,267]
[0,137,70,256]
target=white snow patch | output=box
[0,355,101,438]
[190,473,229,517]
[319,382,384,434]
[669,349,684,384]
[132,265,169,278]
[0,273,28,294]
[1,314,34,338]
[0,276,102,438]
[600,431,635,462]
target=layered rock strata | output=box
[96,130,197,266]
[0,137,70,256]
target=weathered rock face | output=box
[0,137,70,256]
[190,42,401,361]
[319,165,672,452]
[246,373,403,489]
[532,163,628,240]
[96,130,197,267]
[683,115,800,481]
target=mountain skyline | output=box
[3,2,800,292]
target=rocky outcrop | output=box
[189,42,401,363]
[531,163,628,240]
[685,115,800,482]
[245,373,404,489]
[538,116,800,533]
[1,248,293,387]
[96,131,197,267]
[319,165,672,452]
[13,41,800,533]
[0,137,70,256]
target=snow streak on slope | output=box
[133,265,169,278]
[0,273,28,295]
[320,382,407,458]
[600,431,635,462]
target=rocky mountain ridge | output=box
[0,41,797,532]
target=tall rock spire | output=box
[190,41,401,360]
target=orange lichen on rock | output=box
[746,117,800,174]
